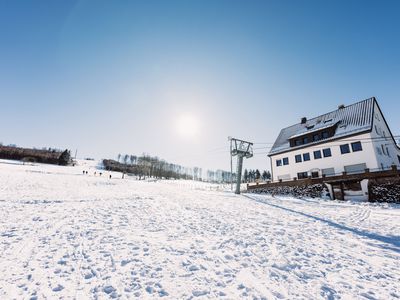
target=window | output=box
[340,144,350,154]
[381,144,385,155]
[278,174,290,181]
[303,137,309,144]
[307,125,314,130]
[351,141,363,152]
[398,155,400,164]
[303,153,310,161]
[323,148,332,157]
[322,168,335,176]
[313,134,320,142]
[295,139,302,146]
[376,146,382,155]
[297,172,308,179]
[283,157,289,165]
[344,163,367,174]
[322,131,329,139]
[311,171,319,178]
[386,147,390,157]
[314,150,322,159]
[276,159,282,167]
[295,154,302,163]
[324,118,333,123]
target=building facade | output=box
[268,97,400,182]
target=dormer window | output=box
[324,118,333,123]
[306,125,314,130]
[289,122,338,148]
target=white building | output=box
[268,97,400,182]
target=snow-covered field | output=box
[0,160,399,299]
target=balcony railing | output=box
[247,165,399,189]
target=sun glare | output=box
[175,114,200,139]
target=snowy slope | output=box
[0,160,399,299]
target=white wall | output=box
[371,101,400,170]
[270,132,379,181]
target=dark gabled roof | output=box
[268,97,375,156]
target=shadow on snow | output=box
[245,194,400,253]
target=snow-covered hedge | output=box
[369,180,400,203]
[248,184,325,198]
[249,180,400,203]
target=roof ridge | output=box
[281,97,375,130]
[306,97,374,123]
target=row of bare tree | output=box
[103,154,197,180]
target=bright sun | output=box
[175,114,200,139]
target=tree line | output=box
[103,154,199,180]
[243,169,271,182]
[0,144,71,165]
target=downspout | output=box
[269,155,274,182]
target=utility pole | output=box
[229,137,253,194]
[235,155,244,194]
[228,137,233,191]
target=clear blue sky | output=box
[1,0,399,171]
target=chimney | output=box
[338,104,345,109]
[301,117,307,124]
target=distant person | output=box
[83,170,85,175]
[109,174,112,179]
[94,171,96,176]
[99,172,102,176]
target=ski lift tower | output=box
[229,137,253,194]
